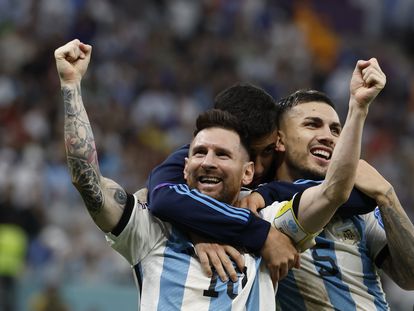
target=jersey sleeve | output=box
[362,207,388,267]
[105,191,168,265]
[149,183,271,253]
[146,144,189,204]
[260,193,318,252]
[254,179,378,218]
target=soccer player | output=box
[55,39,283,309]
[262,87,414,309]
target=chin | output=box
[300,168,326,181]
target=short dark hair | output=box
[214,83,278,140]
[194,109,252,160]
[276,89,336,126]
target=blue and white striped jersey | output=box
[106,189,291,311]
[276,208,389,311]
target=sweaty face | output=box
[277,102,341,181]
[249,130,278,187]
[184,128,254,205]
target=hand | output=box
[260,227,300,286]
[191,233,245,282]
[355,160,392,204]
[237,192,265,216]
[54,39,92,86]
[349,58,386,111]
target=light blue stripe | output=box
[354,217,389,310]
[170,184,250,222]
[293,179,323,185]
[311,233,357,310]
[207,277,232,311]
[245,258,261,311]
[157,229,192,310]
[175,184,251,218]
[373,207,384,229]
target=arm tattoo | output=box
[67,157,104,219]
[63,85,103,218]
[114,189,127,205]
[379,188,414,287]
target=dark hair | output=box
[276,89,336,126]
[194,109,252,160]
[214,82,278,140]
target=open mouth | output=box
[198,176,221,184]
[310,148,332,160]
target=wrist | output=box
[348,100,369,118]
[60,80,81,89]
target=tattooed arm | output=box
[356,160,414,290]
[55,39,126,232]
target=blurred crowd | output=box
[1,0,414,309]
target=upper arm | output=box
[78,176,128,233]
[295,184,333,233]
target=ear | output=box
[241,161,254,186]
[275,130,286,152]
[183,157,189,180]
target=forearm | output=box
[323,104,367,204]
[150,184,271,253]
[62,83,104,220]
[377,188,414,289]
[299,105,367,233]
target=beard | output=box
[285,154,326,181]
[185,173,237,205]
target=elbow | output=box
[323,186,352,208]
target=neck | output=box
[274,154,295,182]
[275,163,295,182]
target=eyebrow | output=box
[191,145,233,156]
[304,117,342,130]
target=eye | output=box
[305,121,318,128]
[192,147,207,157]
[217,152,230,159]
[262,145,275,156]
[331,127,341,136]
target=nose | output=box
[201,151,217,170]
[316,126,336,147]
[254,157,264,177]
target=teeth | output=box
[199,177,221,184]
[312,149,331,160]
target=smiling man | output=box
[275,90,341,182]
[246,83,414,310]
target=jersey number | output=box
[311,242,339,276]
[203,266,247,299]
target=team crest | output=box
[328,217,361,245]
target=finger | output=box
[198,251,213,278]
[79,43,92,60]
[209,254,228,282]
[355,59,370,73]
[368,57,379,67]
[294,254,301,269]
[279,263,289,280]
[217,252,237,282]
[362,72,385,90]
[225,246,245,273]
[270,268,279,286]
